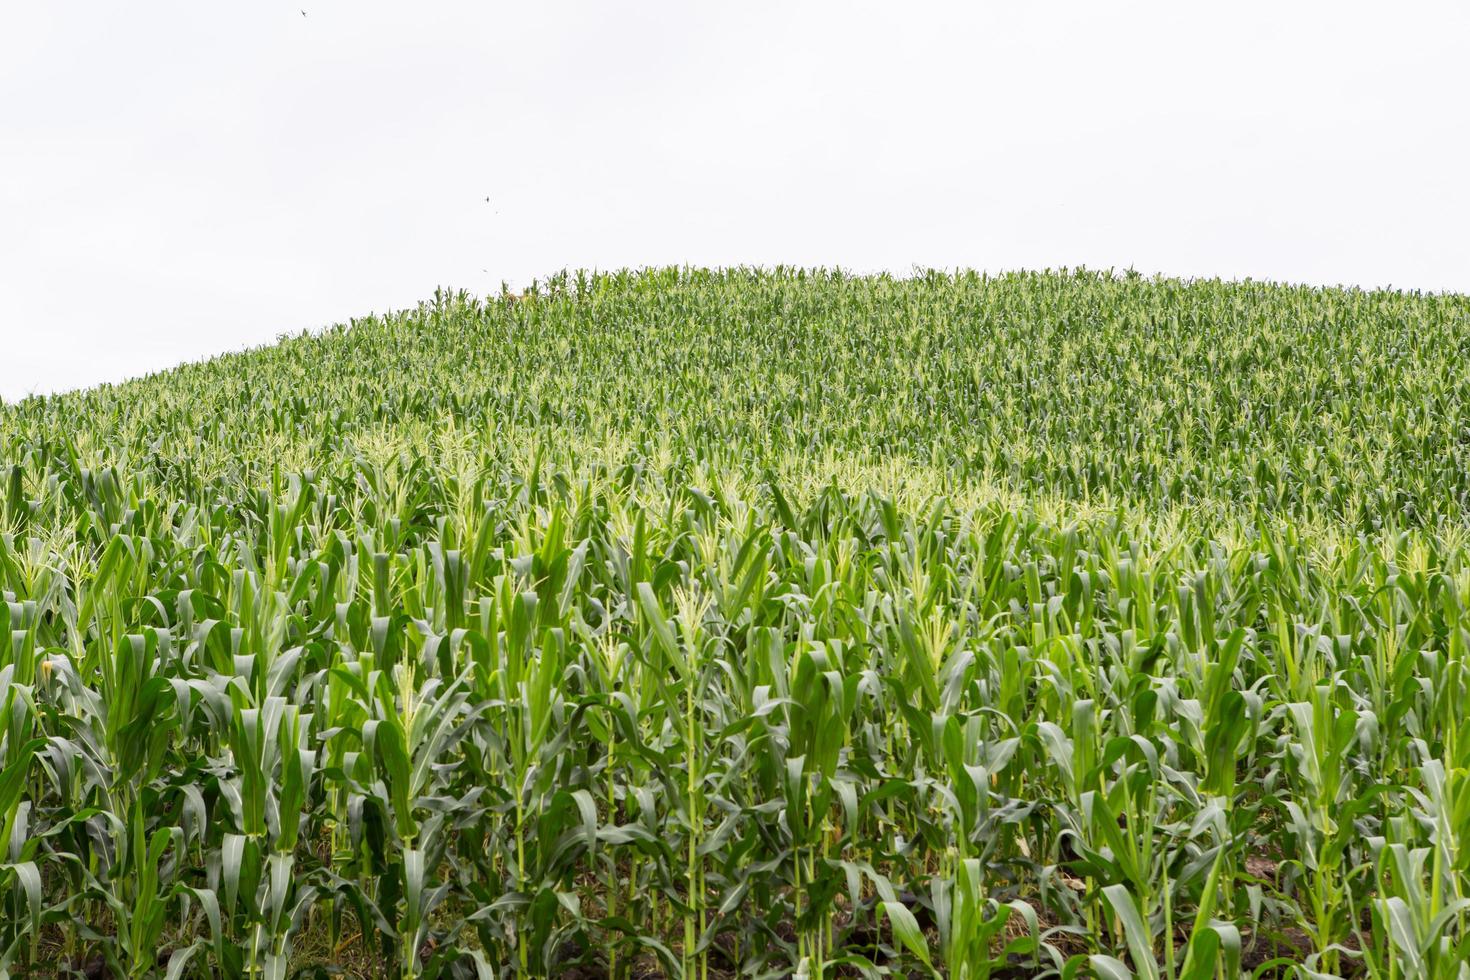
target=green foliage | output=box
[0,267,1468,976]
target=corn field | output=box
[2,267,1470,977]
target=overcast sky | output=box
[2,2,1467,400]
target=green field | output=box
[2,268,1469,977]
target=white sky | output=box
[2,1,1468,401]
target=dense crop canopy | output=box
[1,268,1468,977]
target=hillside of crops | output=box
[3,267,1470,979]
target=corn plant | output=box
[0,268,1468,976]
